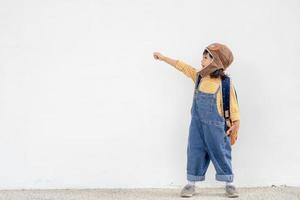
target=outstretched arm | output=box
[153,52,197,82]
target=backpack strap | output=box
[221,76,231,131]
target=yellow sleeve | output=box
[230,79,240,122]
[174,60,197,83]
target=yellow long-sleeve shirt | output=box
[175,60,240,122]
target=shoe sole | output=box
[226,193,239,198]
[180,193,194,198]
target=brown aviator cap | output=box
[199,43,234,77]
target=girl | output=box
[153,43,240,198]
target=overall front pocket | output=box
[195,98,213,113]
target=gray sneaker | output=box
[225,185,240,198]
[180,184,195,197]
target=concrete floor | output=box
[0,186,299,200]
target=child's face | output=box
[201,53,213,68]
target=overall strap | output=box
[222,76,231,131]
[214,84,221,95]
[194,72,202,90]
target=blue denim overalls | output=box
[187,72,234,182]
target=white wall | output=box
[0,0,300,189]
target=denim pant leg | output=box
[186,117,210,181]
[201,122,234,182]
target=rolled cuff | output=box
[187,174,205,182]
[230,112,240,122]
[216,174,234,182]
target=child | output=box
[153,43,240,198]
